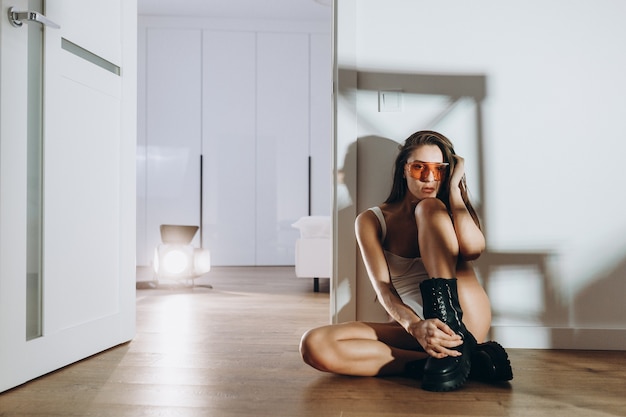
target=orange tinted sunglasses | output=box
[406,161,449,181]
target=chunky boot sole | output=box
[421,352,471,392]
[470,341,513,382]
[421,339,473,392]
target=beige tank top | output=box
[369,206,429,318]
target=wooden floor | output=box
[1,266,625,417]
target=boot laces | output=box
[429,286,464,340]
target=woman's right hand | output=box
[406,318,463,358]
[449,154,466,189]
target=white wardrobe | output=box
[137,18,331,266]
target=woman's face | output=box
[404,144,447,200]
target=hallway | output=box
[0,267,624,416]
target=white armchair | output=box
[292,216,331,292]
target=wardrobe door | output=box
[142,29,202,263]
[310,33,332,216]
[256,33,310,265]
[202,31,256,265]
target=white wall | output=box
[335,0,626,349]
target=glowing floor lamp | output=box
[153,224,211,287]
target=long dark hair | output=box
[384,130,481,229]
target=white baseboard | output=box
[491,326,626,350]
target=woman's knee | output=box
[414,197,447,220]
[299,327,321,364]
[299,326,338,372]
[300,322,371,373]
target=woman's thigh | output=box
[301,320,425,376]
[314,320,422,351]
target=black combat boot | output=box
[404,342,513,384]
[419,277,476,391]
[470,341,513,382]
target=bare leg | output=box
[457,261,491,343]
[415,198,492,342]
[300,321,427,376]
[415,198,458,278]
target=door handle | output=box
[8,7,60,29]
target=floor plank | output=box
[0,267,624,417]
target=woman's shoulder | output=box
[355,207,385,242]
[356,207,378,223]
[356,206,388,231]
[356,205,388,222]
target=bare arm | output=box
[354,210,462,357]
[354,211,418,328]
[448,156,485,260]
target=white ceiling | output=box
[137,0,332,21]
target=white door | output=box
[139,28,202,267]
[256,32,310,265]
[202,30,256,266]
[0,0,136,392]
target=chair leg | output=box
[313,277,319,292]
